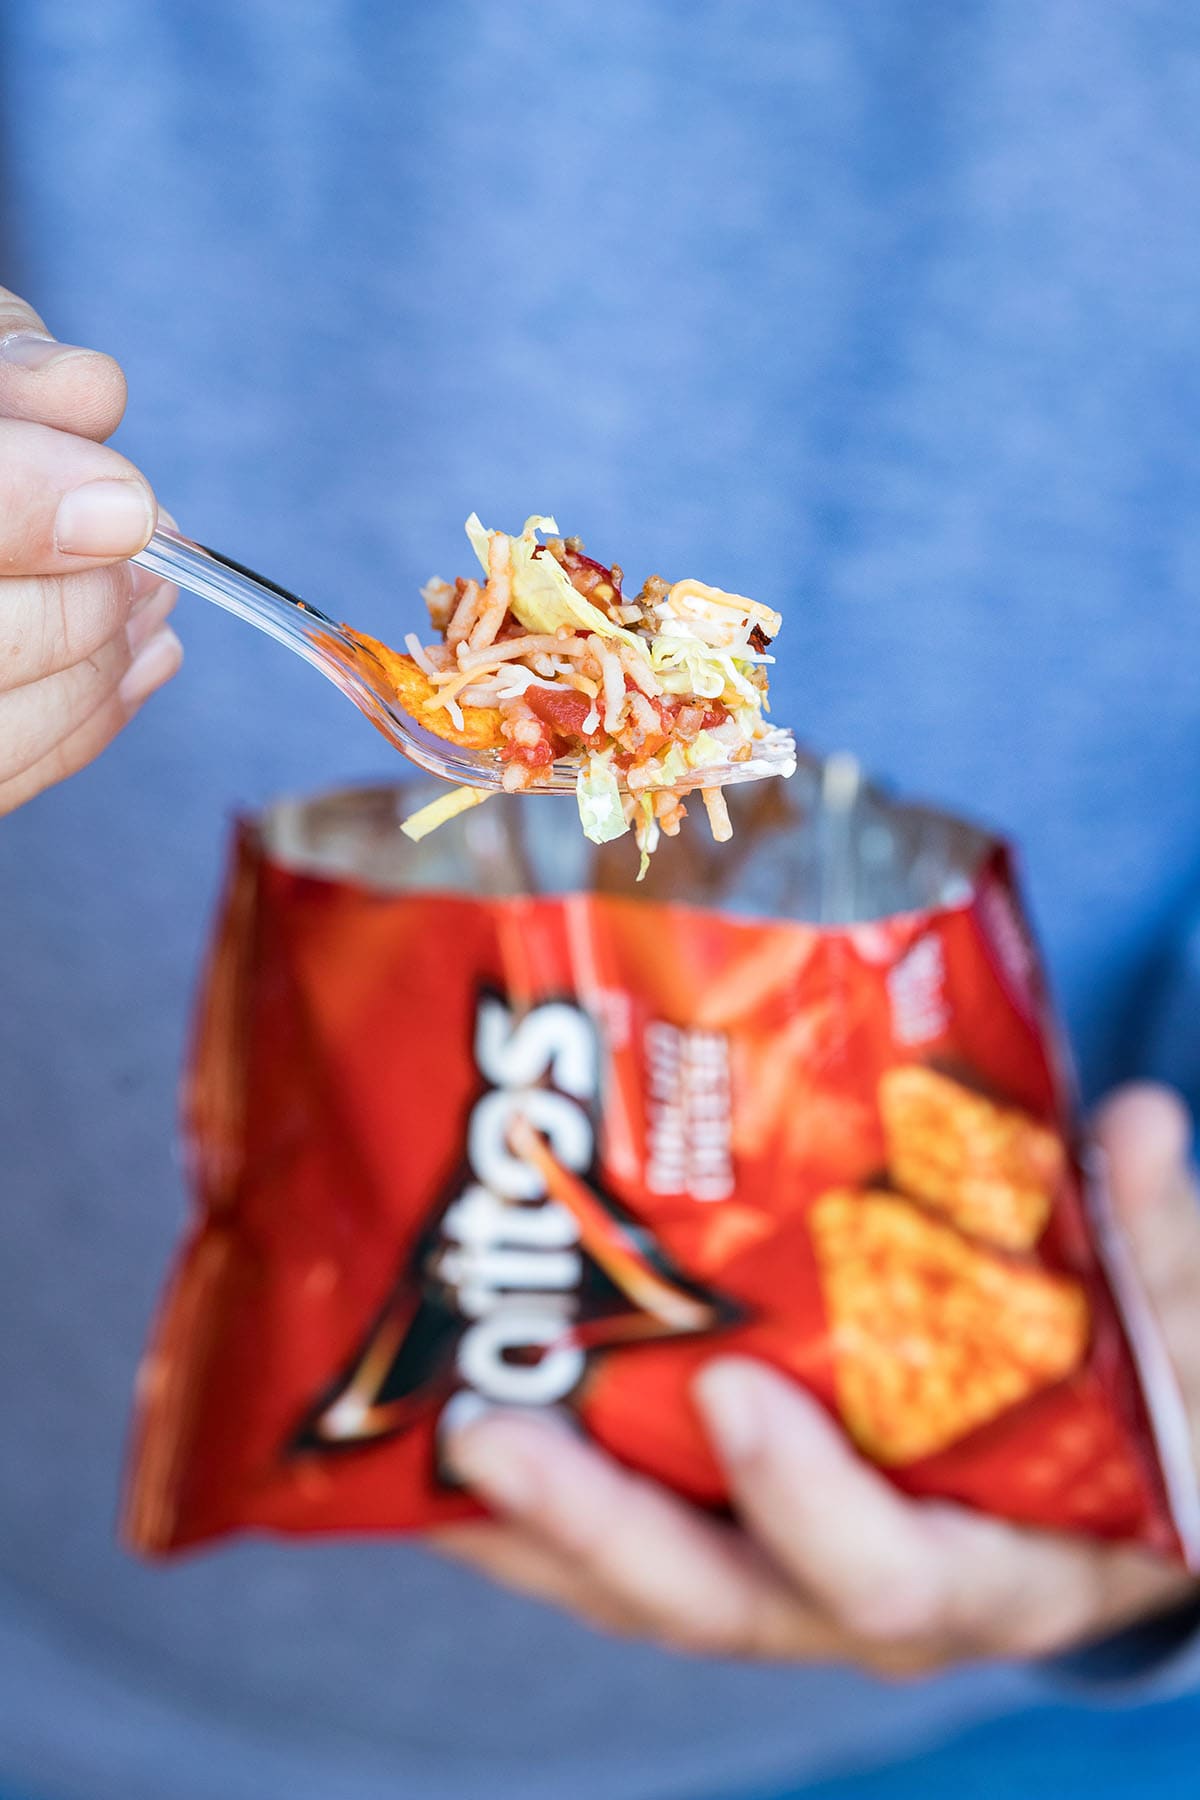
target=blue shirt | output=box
[0,3,1198,1797]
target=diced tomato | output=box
[511,684,729,772]
[525,685,595,740]
[499,736,556,770]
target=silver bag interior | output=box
[260,750,994,925]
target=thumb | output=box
[1090,1083,1200,1304]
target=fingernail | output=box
[126,581,176,654]
[55,478,155,558]
[694,1360,765,1464]
[445,1419,537,1512]
[0,331,62,369]
[119,625,182,709]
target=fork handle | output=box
[132,524,361,677]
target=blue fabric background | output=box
[0,3,1199,1797]
[750,1690,1200,1800]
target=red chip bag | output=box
[123,763,1200,1561]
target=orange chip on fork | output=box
[354,639,506,750]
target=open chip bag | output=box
[123,757,1200,1560]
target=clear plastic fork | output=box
[133,522,797,795]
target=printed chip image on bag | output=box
[122,756,1200,1561]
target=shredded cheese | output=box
[400,786,491,842]
[666,578,782,639]
[702,787,733,843]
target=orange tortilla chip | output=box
[810,1188,1089,1466]
[353,637,505,751]
[879,1065,1064,1249]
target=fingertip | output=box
[0,339,128,440]
[41,346,128,441]
[126,579,179,653]
[118,624,182,712]
[129,560,173,605]
[443,1408,574,1515]
[693,1359,767,1464]
[694,1358,835,1470]
[1090,1084,1194,1212]
[64,346,128,438]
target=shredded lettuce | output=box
[575,752,628,844]
[651,640,727,699]
[649,742,690,786]
[510,533,621,639]
[648,579,777,710]
[729,701,764,737]
[465,511,557,574]
[684,730,730,772]
[463,513,636,646]
[649,641,763,709]
[464,512,494,576]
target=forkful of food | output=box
[133,512,796,873]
